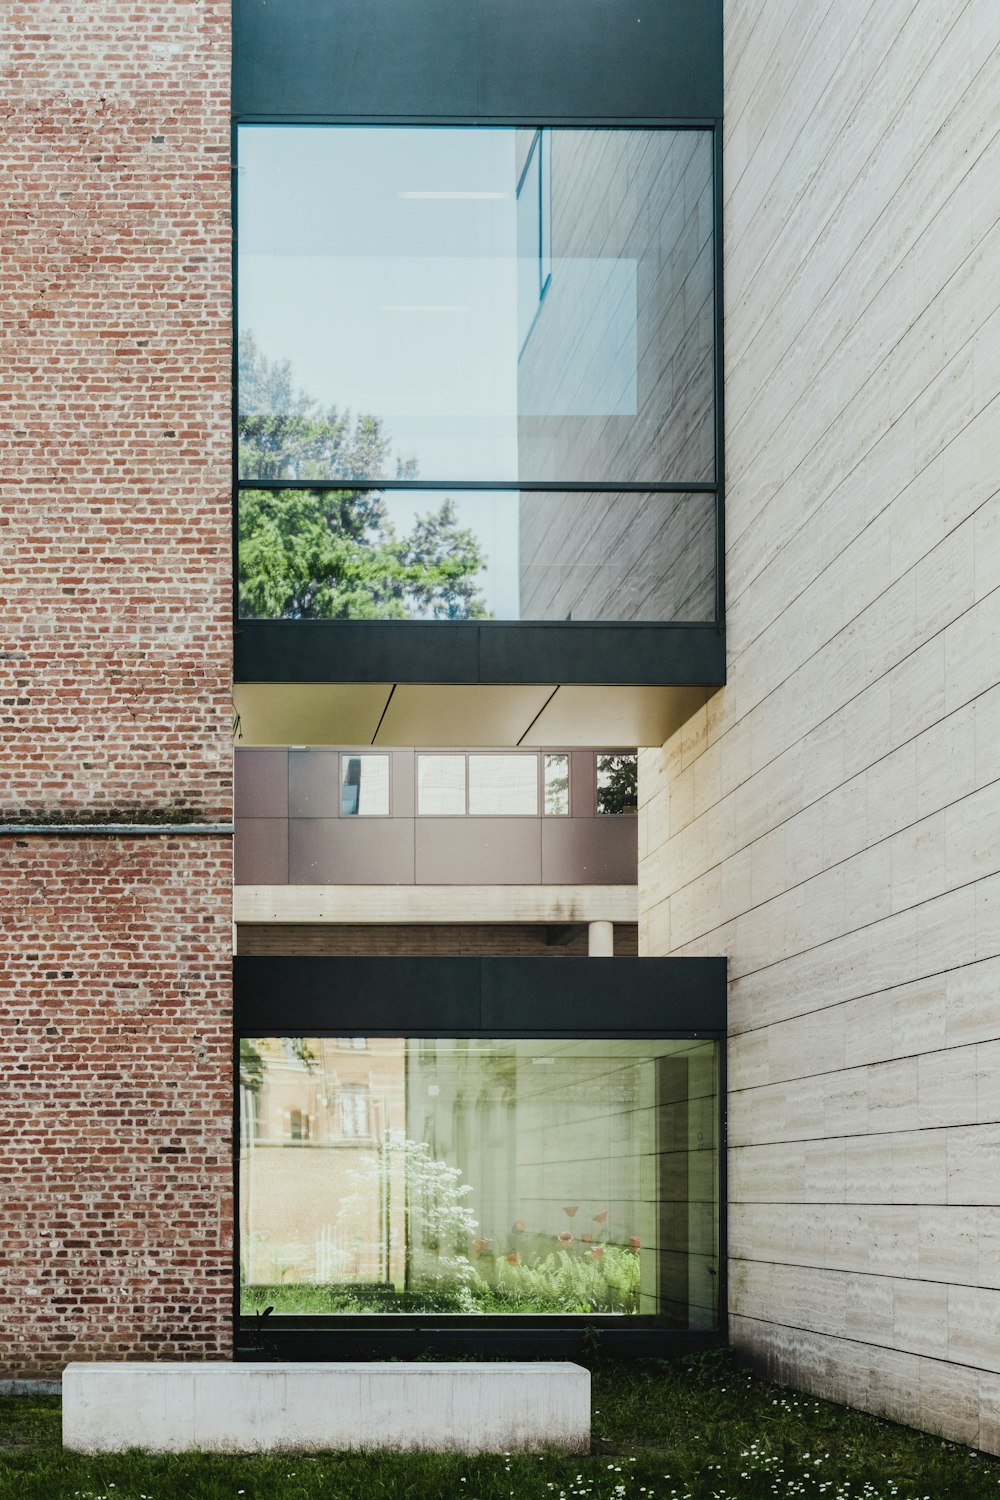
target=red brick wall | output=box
[0,1,233,1375]
[0,838,233,1377]
[2,0,231,820]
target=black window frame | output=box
[234,955,728,1361]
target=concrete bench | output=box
[62,1361,591,1454]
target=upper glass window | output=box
[543,753,569,815]
[237,126,715,487]
[417,754,466,815]
[596,753,638,815]
[467,754,538,816]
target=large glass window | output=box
[239,1036,719,1326]
[238,127,714,485]
[236,124,718,626]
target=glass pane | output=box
[468,755,538,815]
[596,753,638,815]
[239,1036,719,1326]
[341,754,390,816]
[544,754,569,815]
[417,754,466,814]
[519,491,715,622]
[238,489,715,623]
[516,132,543,353]
[237,126,714,485]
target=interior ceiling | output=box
[232,683,713,749]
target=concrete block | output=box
[62,1362,591,1455]
[976,871,1000,961]
[890,634,945,744]
[844,1273,892,1344]
[948,1285,1000,1374]
[979,1370,1000,1456]
[867,1206,918,1277]
[948,1126,1000,1205]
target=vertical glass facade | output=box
[236,126,717,625]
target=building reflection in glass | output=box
[239,1036,718,1327]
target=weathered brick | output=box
[1,0,232,1376]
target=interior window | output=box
[417,754,467,815]
[341,753,390,816]
[467,754,538,815]
[596,753,638,815]
[543,752,569,815]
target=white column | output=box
[587,920,614,956]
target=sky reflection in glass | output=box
[238,126,714,486]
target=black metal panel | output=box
[235,954,727,1034]
[234,620,726,687]
[476,625,725,686]
[479,0,721,121]
[234,620,479,684]
[233,0,723,122]
[236,955,476,1033]
[481,956,726,1033]
[237,1321,724,1362]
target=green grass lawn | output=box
[2,1353,999,1500]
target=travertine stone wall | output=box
[639,0,1000,1449]
[0,0,232,1374]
